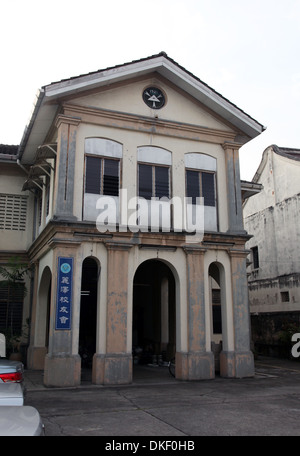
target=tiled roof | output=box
[274,145,300,162]
[0,144,19,157]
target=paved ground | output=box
[24,356,300,437]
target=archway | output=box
[209,262,225,373]
[132,259,176,378]
[37,266,51,350]
[79,257,99,378]
[30,266,52,370]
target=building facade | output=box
[0,53,264,386]
[243,145,300,355]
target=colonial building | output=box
[243,145,300,355]
[0,53,264,386]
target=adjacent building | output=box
[243,145,300,355]
[0,53,264,386]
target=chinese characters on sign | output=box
[56,257,73,330]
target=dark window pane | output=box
[252,246,259,269]
[139,164,152,199]
[103,159,119,196]
[85,156,101,194]
[186,170,200,205]
[202,172,215,207]
[0,282,24,334]
[155,166,169,199]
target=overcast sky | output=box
[1,0,300,180]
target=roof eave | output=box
[45,55,264,138]
[19,53,265,164]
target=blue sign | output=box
[56,257,73,330]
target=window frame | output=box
[185,167,216,207]
[251,246,259,270]
[84,154,120,197]
[138,162,171,200]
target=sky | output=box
[1,0,300,181]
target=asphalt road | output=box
[24,356,300,437]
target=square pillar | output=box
[52,114,81,222]
[181,247,214,380]
[93,242,132,385]
[221,248,254,378]
[222,142,246,234]
[43,242,81,387]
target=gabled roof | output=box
[252,144,300,183]
[18,52,265,163]
[273,145,300,161]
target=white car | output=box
[0,382,24,405]
[0,358,24,383]
[0,406,44,436]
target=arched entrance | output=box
[79,257,99,379]
[30,266,51,369]
[37,267,51,350]
[209,261,225,373]
[132,259,176,378]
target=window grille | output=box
[0,194,27,231]
[0,282,24,334]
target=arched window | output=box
[136,147,172,231]
[84,138,122,222]
[137,147,171,200]
[84,138,122,197]
[185,153,217,231]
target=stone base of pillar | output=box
[27,346,47,370]
[44,354,81,387]
[176,351,215,380]
[220,350,254,378]
[92,353,132,385]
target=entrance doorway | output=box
[132,259,175,377]
[37,267,51,352]
[209,262,224,373]
[79,258,98,375]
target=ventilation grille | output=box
[0,194,27,231]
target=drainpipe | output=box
[17,159,29,176]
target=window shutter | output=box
[186,170,200,205]
[155,166,169,199]
[0,194,27,231]
[85,156,101,194]
[103,159,119,196]
[138,164,152,199]
[201,172,215,207]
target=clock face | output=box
[143,87,165,109]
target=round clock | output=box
[143,87,165,109]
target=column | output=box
[222,142,245,234]
[44,242,81,387]
[93,242,132,385]
[52,114,80,221]
[220,248,254,378]
[179,247,214,380]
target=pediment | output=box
[66,75,235,133]
[19,53,265,163]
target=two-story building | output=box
[243,145,300,355]
[0,53,264,386]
